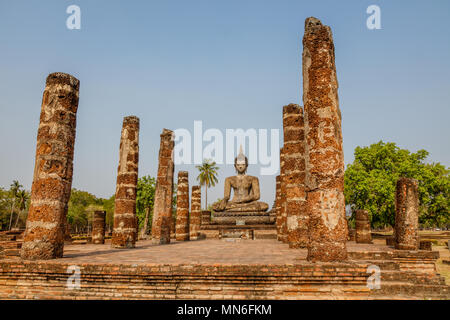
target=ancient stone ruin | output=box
[21,72,80,260]
[151,129,175,245]
[175,171,190,241]
[274,17,348,261]
[92,210,106,244]
[278,148,287,243]
[111,116,140,248]
[189,186,201,240]
[355,209,372,244]
[302,17,348,262]
[5,17,449,301]
[395,177,419,250]
[282,104,308,248]
[275,175,282,239]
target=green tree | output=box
[0,187,11,230]
[14,189,30,228]
[418,162,450,228]
[196,159,219,210]
[8,180,22,230]
[102,195,115,231]
[344,141,449,229]
[67,189,103,233]
[136,175,156,237]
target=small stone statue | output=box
[212,146,268,213]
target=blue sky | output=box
[0,0,449,207]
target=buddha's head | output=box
[234,145,248,174]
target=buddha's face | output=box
[235,161,247,174]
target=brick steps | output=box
[373,282,449,299]
[0,241,22,249]
[0,239,22,258]
[0,254,449,300]
[380,270,446,285]
[0,235,16,242]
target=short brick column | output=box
[275,175,282,239]
[355,210,372,244]
[175,171,190,241]
[278,148,287,243]
[395,178,419,250]
[92,211,106,244]
[189,186,201,240]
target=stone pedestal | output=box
[92,211,106,244]
[219,229,254,240]
[175,171,189,241]
[355,210,372,244]
[303,17,348,262]
[395,178,419,250]
[151,129,175,245]
[21,72,80,260]
[111,116,139,248]
[189,186,201,240]
[211,212,274,225]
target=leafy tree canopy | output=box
[344,141,449,229]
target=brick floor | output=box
[57,239,393,265]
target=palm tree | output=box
[196,159,219,210]
[14,190,29,228]
[8,180,22,230]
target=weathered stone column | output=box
[275,175,282,239]
[111,116,139,248]
[189,186,201,240]
[21,72,80,260]
[92,211,106,244]
[283,104,308,248]
[355,210,372,244]
[278,148,288,243]
[151,129,175,244]
[303,17,348,261]
[175,171,190,241]
[395,178,419,250]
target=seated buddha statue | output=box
[212,147,269,214]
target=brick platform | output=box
[0,239,448,300]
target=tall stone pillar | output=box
[303,17,348,261]
[355,210,372,244]
[175,171,190,241]
[111,116,139,248]
[151,129,175,244]
[278,148,287,243]
[21,72,80,260]
[395,178,419,250]
[92,211,106,244]
[189,186,201,240]
[275,175,282,239]
[283,104,308,248]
